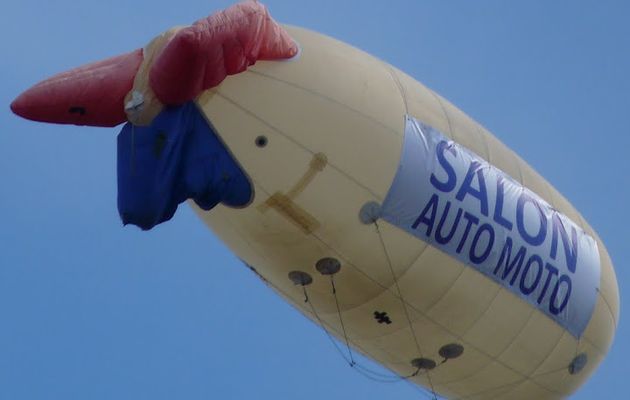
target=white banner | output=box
[381,116,600,337]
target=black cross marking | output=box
[374,311,392,324]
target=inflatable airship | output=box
[10,2,619,398]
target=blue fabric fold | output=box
[117,102,252,230]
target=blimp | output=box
[10,2,619,399]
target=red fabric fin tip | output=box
[11,49,143,127]
[149,1,298,105]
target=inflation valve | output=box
[315,257,342,295]
[439,343,464,361]
[359,201,382,224]
[568,353,588,375]
[315,257,341,276]
[410,357,437,371]
[314,256,356,366]
[288,270,313,302]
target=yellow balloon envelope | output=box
[194,26,619,399]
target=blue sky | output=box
[1,1,628,399]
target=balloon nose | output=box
[11,49,143,127]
